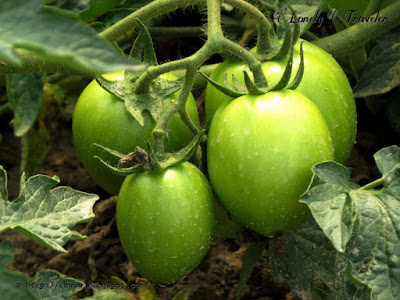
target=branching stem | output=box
[130,0,270,165]
[223,0,272,54]
[359,178,385,191]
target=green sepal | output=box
[92,143,125,159]
[92,143,145,176]
[285,1,301,46]
[291,19,301,47]
[94,155,145,176]
[147,122,210,173]
[95,74,133,102]
[198,71,246,98]
[269,46,294,91]
[95,74,183,127]
[230,73,247,93]
[243,71,268,95]
[286,42,305,90]
[129,19,158,66]
[270,13,292,61]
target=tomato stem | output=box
[99,0,207,44]
[133,0,269,169]
[147,26,205,38]
[312,1,400,57]
[359,177,385,191]
[364,0,384,16]
[224,0,272,54]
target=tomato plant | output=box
[205,40,357,164]
[1,0,399,299]
[116,162,214,284]
[208,90,335,235]
[72,71,200,195]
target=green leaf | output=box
[269,221,338,299]
[300,145,400,300]
[0,240,85,299]
[353,27,400,98]
[79,0,124,22]
[269,220,370,300]
[236,242,265,300]
[6,73,45,137]
[0,0,142,75]
[300,162,354,253]
[29,270,85,299]
[0,241,34,300]
[374,145,400,176]
[0,165,99,253]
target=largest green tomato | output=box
[117,162,214,284]
[205,40,356,164]
[73,71,200,195]
[207,90,334,236]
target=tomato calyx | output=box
[118,147,148,169]
[265,9,300,62]
[199,42,305,100]
[92,123,208,175]
[147,126,208,173]
[95,74,184,127]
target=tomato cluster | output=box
[73,40,356,284]
[72,71,200,195]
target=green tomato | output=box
[116,162,214,284]
[207,90,334,236]
[73,71,200,195]
[205,40,356,164]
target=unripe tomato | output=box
[73,71,200,195]
[207,90,334,236]
[205,40,356,164]
[117,162,214,284]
